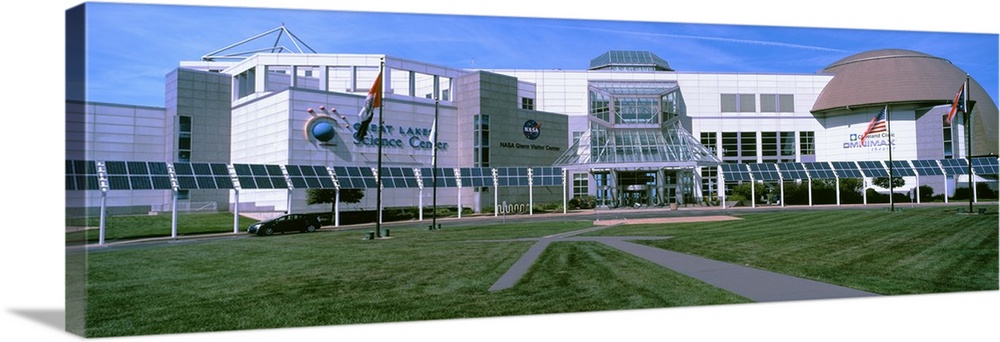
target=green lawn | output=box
[586,206,999,295]
[72,207,998,337]
[66,213,259,243]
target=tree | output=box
[871,176,905,189]
[306,188,365,213]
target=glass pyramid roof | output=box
[554,120,721,170]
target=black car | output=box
[247,213,322,236]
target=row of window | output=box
[700,131,814,162]
[721,93,794,113]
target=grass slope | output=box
[74,207,997,337]
[588,206,999,295]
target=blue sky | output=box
[79,2,999,108]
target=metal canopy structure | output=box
[201,25,317,62]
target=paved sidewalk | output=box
[486,223,879,302]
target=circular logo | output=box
[305,116,339,143]
[523,120,541,140]
[312,122,336,141]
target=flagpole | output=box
[964,76,973,214]
[375,57,384,238]
[432,96,439,230]
[887,104,894,212]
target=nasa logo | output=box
[523,120,541,140]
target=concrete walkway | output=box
[486,223,879,302]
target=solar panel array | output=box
[856,161,889,178]
[532,167,565,186]
[460,167,494,187]
[887,160,916,177]
[101,161,175,190]
[286,165,336,189]
[173,162,234,190]
[971,157,999,175]
[804,162,838,179]
[911,160,944,176]
[747,163,780,181]
[66,160,101,191]
[720,163,752,181]
[939,159,969,175]
[420,168,459,188]
[68,156,995,192]
[776,162,809,181]
[332,166,378,189]
[379,167,420,188]
[494,167,530,187]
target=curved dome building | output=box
[812,49,997,156]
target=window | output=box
[614,97,659,124]
[721,132,739,158]
[943,114,953,159]
[573,173,589,198]
[761,132,777,157]
[236,68,256,99]
[475,114,490,167]
[521,97,535,110]
[701,167,718,202]
[721,94,756,113]
[760,94,794,113]
[700,132,717,156]
[780,132,795,157]
[177,116,192,162]
[590,90,611,122]
[662,91,680,122]
[800,131,815,155]
[740,132,757,162]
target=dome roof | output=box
[812,49,981,112]
[812,49,996,155]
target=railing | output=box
[158,201,218,212]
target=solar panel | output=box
[284,165,335,189]
[747,163,780,181]
[856,161,889,178]
[66,160,100,191]
[333,166,376,189]
[886,160,916,177]
[495,167,529,187]
[172,162,200,189]
[104,161,128,175]
[95,161,180,191]
[720,163,752,182]
[232,163,288,189]
[910,160,944,176]
[776,162,809,180]
[148,162,171,189]
[532,167,564,186]
[971,157,999,175]
[804,162,838,179]
[420,168,457,188]
[938,159,969,175]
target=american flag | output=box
[860,107,887,144]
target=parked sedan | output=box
[247,213,322,236]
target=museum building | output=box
[66,26,998,216]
